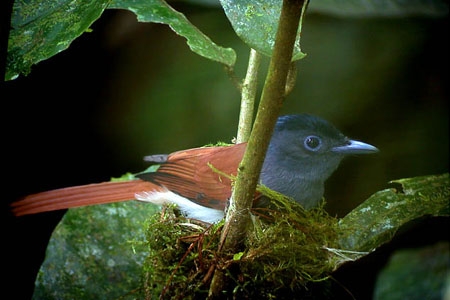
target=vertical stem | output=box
[224,0,305,252]
[208,0,306,298]
[236,49,262,144]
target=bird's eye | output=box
[304,135,322,151]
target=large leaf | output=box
[6,0,236,81]
[373,241,449,300]
[6,0,109,80]
[108,0,236,67]
[338,173,450,253]
[220,0,307,60]
[218,0,447,60]
[32,201,158,299]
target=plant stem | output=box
[236,48,262,144]
[208,0,306,297]
[224,0,305,253]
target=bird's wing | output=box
[10,180,159,216]
[11,144,247,216]
[137,143,246,210]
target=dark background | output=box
[2,2,448,299]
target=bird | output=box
[10,114,379,223]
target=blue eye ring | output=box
[304,135,322,151]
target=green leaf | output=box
[109,0,236,67]
[6,0,236,81]
[6,0,109,81]
[33,201,159,299]
[338,173,450,253]
[220,0,307,60]
[374,241,450,300]
[233,251,244,261]
[110,172,137,182]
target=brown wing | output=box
[11,143,247,216]
[138,143,247,210]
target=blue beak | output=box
[332,139,379,154]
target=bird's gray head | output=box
[260,114,378,208]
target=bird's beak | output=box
[332,139,379,154]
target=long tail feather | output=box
[11,180,159,216]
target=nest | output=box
[138,186,340,299]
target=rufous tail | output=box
[11,179,159,216]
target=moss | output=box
[139,206,222,299]
[139,185,340,299]
[240,185,339,292]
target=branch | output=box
[223,0,305,252]
[236,48,262,144]
[208,0,306,297]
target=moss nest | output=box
[139,186,340,299]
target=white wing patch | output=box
[135,190,224,224]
